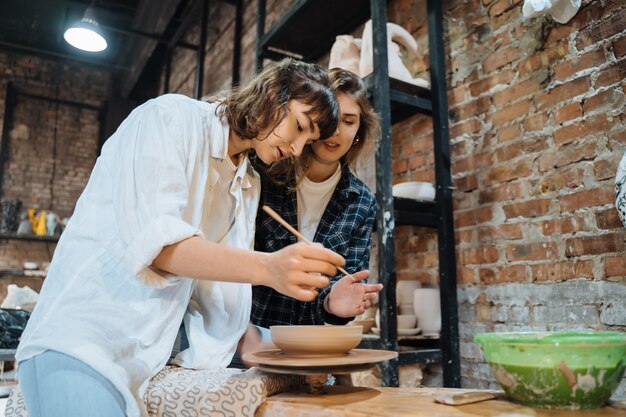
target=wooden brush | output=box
[262,205,355,281]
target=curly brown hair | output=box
[217,59,339,142]
[263,68,381,184]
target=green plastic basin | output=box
[474,331,626,410]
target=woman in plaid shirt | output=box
[250,68,383,330]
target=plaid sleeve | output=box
[315,188,377,325]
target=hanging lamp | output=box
[63,7,108,52]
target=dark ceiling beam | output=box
[118,0,184,98]
[167,0,202,50]
[49,0,137,15]
[99,24,198,50]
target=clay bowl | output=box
[475,331,626,409]
[270,325,362,357]
[348,318,375,334]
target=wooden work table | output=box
[256,386,625,417]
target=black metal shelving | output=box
[256,0,459,388]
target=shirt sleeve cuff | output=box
[125,214,203,279]
[319,291,352,325]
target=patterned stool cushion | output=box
[616,151,626,228]
[5,366,305,417]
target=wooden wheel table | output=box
[243,348,397,393]
[243,349,397,375]
[255,386,626,417]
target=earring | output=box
[353,136,360,144]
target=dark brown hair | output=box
[217,59,339,142]
[265,68,381,183]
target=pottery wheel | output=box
[243,349,398,375]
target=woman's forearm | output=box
[152,236,268,285]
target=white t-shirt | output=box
[16,94,260,417]
[296,165,341,241]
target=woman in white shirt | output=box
[16,59,342,417]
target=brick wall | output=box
[0,51,111,297]
[167,0,626,393]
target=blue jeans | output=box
[18,351,125,417]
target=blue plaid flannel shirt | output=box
[251,165,376,327]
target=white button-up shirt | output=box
[16,94,260,417]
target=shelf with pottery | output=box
[0,232,59,243]
[256,0,459,387]
[362,75,432,123]
[0,269,46,278]
[257,0,376,62]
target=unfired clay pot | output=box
[413,288,441,336]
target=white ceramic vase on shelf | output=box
[413,288,441,336]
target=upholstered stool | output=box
[5,366,305,417]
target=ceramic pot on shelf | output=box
[413,288,441,336]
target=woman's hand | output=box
[325,270,383,318]
[259,241,345,302]
[237,323,276,366]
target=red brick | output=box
[506,242,559,261]
[534,167,585,193]
[492,78,543,107]
[606,254,626,277]
[524,113,548,132]
[503,199,552,219]
[531,260,594,282]
[449,84,468,106]
[477,223,524,242]
[484,46,520,73]
[488,0,516,17]
[450,119,481,138]
[491,100,530,126]
[497,125,521,143]
[455,206,494,228]
[596,208,624,230]
[496,141,523,162]
[519,43,569,77]
[538,142,597,171]
[408,153,427,170]
[584,89,624,114]
[455,229,474,245]
[478,182,524,204]
[565,233,624,257]
[594,158,619,181]
[576,8,626,50]
[499,264,529,282]
[478,268,497,284]
[455,153,493,174]
[535,77,589,110]
[469,70,515,97]
[495,136,548,162]
[596,60,626,87]
[449,1,478,19]
[459,246,500,265]
[614,35,626,59]
[553,48,607,81]
[404,135,432,154]
[538,215,590,236]
[450,96,491,123]
[554,114,609,145]
[607,113,626,145]
[415,251,440,268]
[392,159,409,174]
[559,187,615,212]
[491,7,519,30]
[455,174,478,192]
[410,171,435,182]
[458,267,477,284]
[555,102,583,124]
[486,161,531,185]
